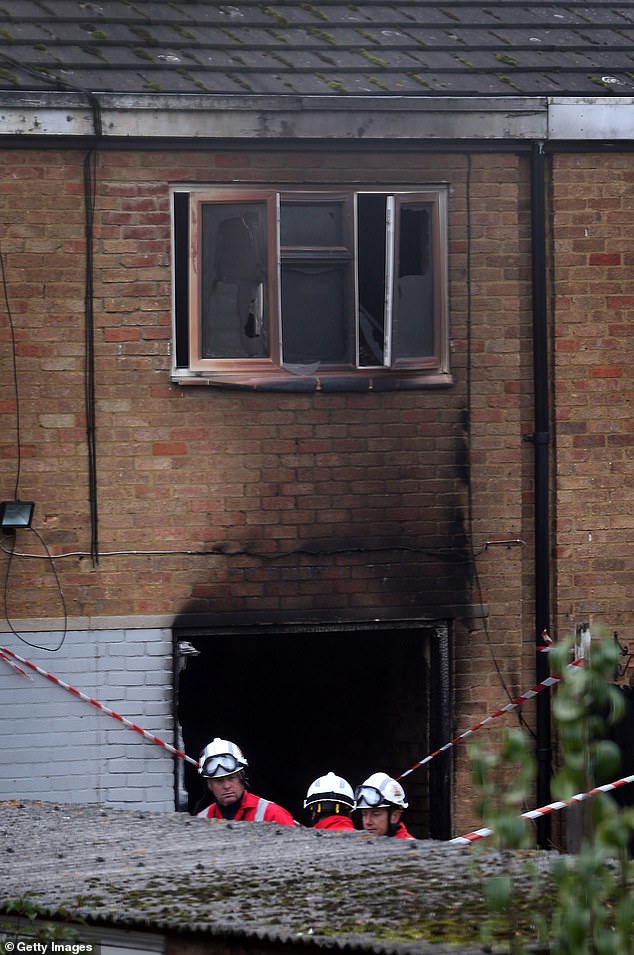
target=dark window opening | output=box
[358,193,388,366]
[174,624,452,839]
[173,192,190,368]
[394,203,434,360]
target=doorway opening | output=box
[174,620,452,839]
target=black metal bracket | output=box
[614,631,633,681]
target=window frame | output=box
[172,185,451,390]
[188,189,280,375]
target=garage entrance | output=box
[174,620,451,839]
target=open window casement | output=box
[173,186,450,389]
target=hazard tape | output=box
[450,773,634,846]
[537,629,553,652]
[398,655,584,781]
[0,649,30,678]
[0,644,200,768]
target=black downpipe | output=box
[531,141,552,848]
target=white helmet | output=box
[198,737,248,778]
[354,772,408,810]
[304,771,355,810]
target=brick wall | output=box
[0,148,527,623]
[4,144,630,835]
[0,145,535,830]
[551,153,634,648]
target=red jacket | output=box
[392,821,415,839]
[313,815,356,831]
[197,790,295,826]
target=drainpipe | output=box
[530,141,552,849]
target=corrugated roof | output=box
[0,801,557,954]
[0,0,632,98]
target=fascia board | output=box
[2,92,633,142]
[0,91,548,140]
[548,97,634,141]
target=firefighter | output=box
[196,737,295,825]
[304,771,356,831]
[354,772,414,839]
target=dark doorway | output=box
[609,685,634,806]
[174,622,451,839]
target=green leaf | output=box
[552,695,584,723]
[484,874,513,913]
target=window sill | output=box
[171,368,454,392]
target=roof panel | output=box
[0,0,632,98]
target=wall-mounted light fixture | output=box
[0,501,35,533]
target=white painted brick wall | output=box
[0,628,175,810]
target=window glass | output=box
[393,203,434,359]
[200,202,268,358]
[281,201,343,247]
[357,194,388,367]
[281,265,349,364]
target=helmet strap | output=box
[386,808,400,837]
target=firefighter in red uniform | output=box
[196,737,295,825]
[354,772,414,839]
[304,771,356,831]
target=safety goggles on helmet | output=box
[198,737,248,778]
[200,753,243,778]
[355,772,408,810]
[354,785,386,808]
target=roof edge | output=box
[1,90,547,140]
[0,92,632,141]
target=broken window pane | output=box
[200,202,268,358]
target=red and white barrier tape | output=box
[0,649,30,678]
[450,773,634,845]
[537,629,553,652]
[0,644,200,768]
[398,655,584,781]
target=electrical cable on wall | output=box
[84,144,100,566]
[0,241,22,501]
[2,528,68,652]
[0,538,510,563]
[82,83,105,568]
